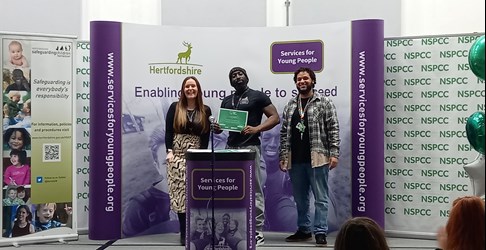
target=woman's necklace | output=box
[187,109,196,123]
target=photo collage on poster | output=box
[189,208,248,250]
[1,39,72,238]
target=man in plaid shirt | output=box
[279,67,340,247]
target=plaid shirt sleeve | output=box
[308,96,340,158]
[323,98,340,158]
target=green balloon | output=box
[466,111,485,155]
[468,35,485,80]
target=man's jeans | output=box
[289,163,329,235]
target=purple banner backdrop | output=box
[89,21,122,240]
[187,151,255,250]
[87,20,385,240]
[271,40,323,73]
[351,19,385,226]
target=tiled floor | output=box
[0,232,439,249]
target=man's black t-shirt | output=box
[220,88,272,147]
[290,100,311,164]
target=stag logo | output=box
[176,41,192,64]
[148,41,203,75]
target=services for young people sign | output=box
[88,20,384,240]
[0,32,77,246]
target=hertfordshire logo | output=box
[176,41,192,64]
[149,41,203,75]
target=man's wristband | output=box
[167,149,173,153]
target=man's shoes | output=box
[285,230,312,242]
[256,231,265,246]
[315,234,327,246]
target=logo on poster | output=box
[148,41,203,75]
[36,176,44,183]
[32,43,72,58]
[56,45,71,51]
[176,41,192,64]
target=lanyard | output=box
[232,88,249,109]
[297,95,311,120]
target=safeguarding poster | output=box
[0,33,77,245]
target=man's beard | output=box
[298,85,313,95]
[232,79,249,93]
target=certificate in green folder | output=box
[218,108,248,132]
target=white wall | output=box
[401,0,485,36]
[1,0,484,39]
[160,0,266,27]
[289,0,402,37]
[267,0,289,27]
[0,0,82,37]
[81,0,161,40]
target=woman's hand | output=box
[166,151,174,162]
[213,122,223,134]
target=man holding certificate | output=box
[214,66,279,246]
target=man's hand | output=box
[279,160,288,172]
[329,157,338,170]
[241,125,260,135]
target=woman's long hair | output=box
[173,76,208,133]
[445,196,485,250]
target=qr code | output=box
[43,143,61,162]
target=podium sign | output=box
[186,149,256,250]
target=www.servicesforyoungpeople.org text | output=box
[356,50,369,213]
[104,52,116,213]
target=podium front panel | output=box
[186,149,256,250]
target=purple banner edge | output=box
[88,21,122,240]
[351,19,385,227]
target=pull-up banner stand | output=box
[0,32,78,247]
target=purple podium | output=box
[186,149,256,250]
